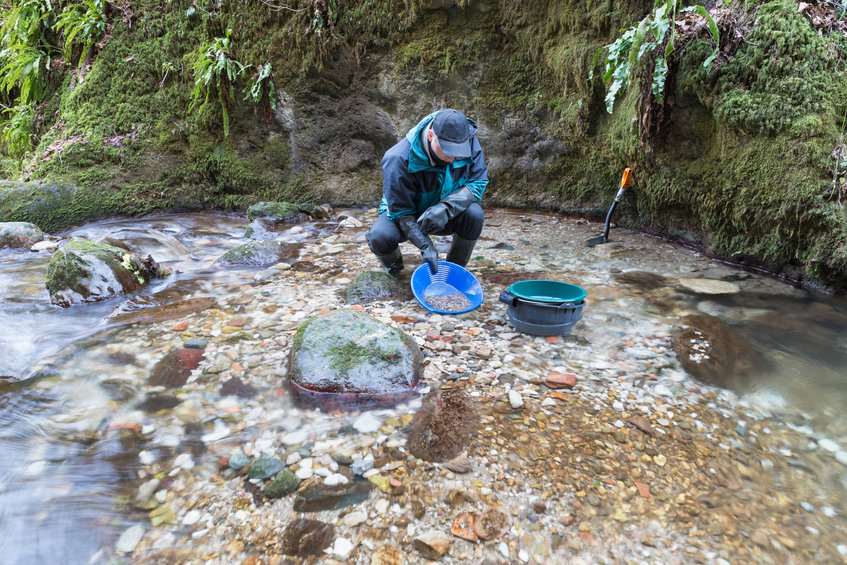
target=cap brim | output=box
[438,139,471,159]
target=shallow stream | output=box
[1,209,846,564]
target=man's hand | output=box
[421,243,438,273]
[396,215,438,273]
[417,187,474,235]
[418,203,448,234]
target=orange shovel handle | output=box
[621,167,633,189]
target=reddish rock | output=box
[451,512,478,542]
[626,415,655,437]
[545,372,577,389]
[472,508,508,540]
[148,348,204,388]
[634,481,651,498]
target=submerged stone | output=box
[287,309,423,411]
[109,297,218,325]
[247,457,285,480]
[136,393,182,412]
[220,377,257,398]
[228,451,250,471]
[265,469,299,499]
[671,314,767,390]
[246,201,304,223]
[612,270,669,291]
[45,238,170,307]
[279,518,335,556]
[148,348,205,388]
[406,387,478,462]
[212,240,300,268]
[292,477,372,512]
[0,221,45,249]
[345,270,407,304]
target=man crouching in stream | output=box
[366,108,489,276]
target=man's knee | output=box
[454,203,484,240]
[367,217,401,256]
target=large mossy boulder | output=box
[45,238,171,307]
[0,222,45,249]
[212,240,300,267]
[288,309,423,411]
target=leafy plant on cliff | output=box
[188,28,248,137]
[243,62,276,127]
[0,1,55,168]
[54,0,107,67]
[593,0,719,115]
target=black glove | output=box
[397,215,438,273]
[417,187,475,234]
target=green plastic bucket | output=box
[506,280,587,304]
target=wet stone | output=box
[474,508,509,540]
[148,348,204,388]
[135,393,182,412]
[345,270,408,304]
[99,379,137,401]
[292,477,373,512]
[413,530,452,560]
[228,451,249,471]
[288,309,423,411]
[671,314,767,390]
[247,457,285,480]
[280,518,335,557]
[407,387,478,462]
[612,270,669,291]
[220,377,257,398]
[109,297,217,325]
[213,240,299,268]
[183,339,208,349]
[265,469,300,499]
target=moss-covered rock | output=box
[246,201,303,222]
[45,238,170,307]
[288,309,422,411]
[345,270,406,304]
[212,240,300,268]
[0,222,45,249]
[265,469,300,500]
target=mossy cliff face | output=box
[4,0,846,288]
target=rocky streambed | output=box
[3,208,847,565]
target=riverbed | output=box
[1,208,846,564]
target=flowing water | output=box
[1,210,846,563]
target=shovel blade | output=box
[585,235,608,247]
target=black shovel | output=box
[586,167,633,246]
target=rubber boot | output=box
[446,235,477,267]
[377,247,404,277]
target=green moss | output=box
[327,343,400,374]
[709,0,840,136]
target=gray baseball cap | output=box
[431,109,472,159]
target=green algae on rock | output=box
[45,238,171,307]
[212,240,300,268]
[288,309,423,411]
